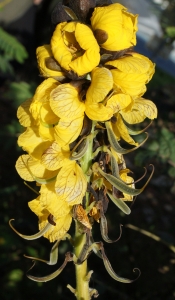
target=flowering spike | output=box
[27,252,73,282]
[9,219,53,240]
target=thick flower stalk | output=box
[10,1,157,299]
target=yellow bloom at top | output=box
[105,53,155,97]
[51,22,100,76]
[91,3,138,51]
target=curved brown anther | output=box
[48,214,56,226]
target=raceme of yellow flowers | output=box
[10,1,157,297]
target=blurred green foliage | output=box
[0,27,28,74]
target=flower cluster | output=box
[12,0,157,288]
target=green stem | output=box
[74,122,95,300]
[74,222,90,300]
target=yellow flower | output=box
[28,194,72,242]
[50,82,85,146]
[107,95,157,146]
[42,141,87,206]
[85,67,114,121]
[16,137,87,206]
[36,45,66,81]
[105,53,155,97]
[91,3,138,51]
[15,154,58,182]
[119,169,135,201]
[51,22,100,76]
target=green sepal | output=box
[24,240,60,265]
[63,5,78,20]
[9,219,53,240]
[99,201,123,243]
[124,120,153,136]
[106,121,148,154]
[70,137,89,160]
[107,192,131,215]
[98,165,154,196]
[33,174,57,184]
[100,242,141,283]
[27,252,73,282]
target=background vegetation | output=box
[0,0,175,299]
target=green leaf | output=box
[166,26,175,38]
[0,27,28,63]
[5,81,36,107]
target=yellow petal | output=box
[41,141,70,171]
[55,161,87,205]
[51,22,72,72]
[39,181,71,217]
[69,23,100,75]
[30,78,60,120]
[112,115,138,146]
[36,45,66,80]
[106,93,132,114]
[54,116,84,147]
[39,213,72,243]
[91,3,138,51]
[28,198,48,217]
[51,22,100,76]
[85,102,113,121]
[16,154,57,181]
[120,169,135,201]
[133,98,157,119]
[17,127,51,159]
[17,98,33,127]
[106,54,155,97]
[86,67,113,103]
[50,83,85,119]
[121,98,157,124]
[47,197,71,219]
